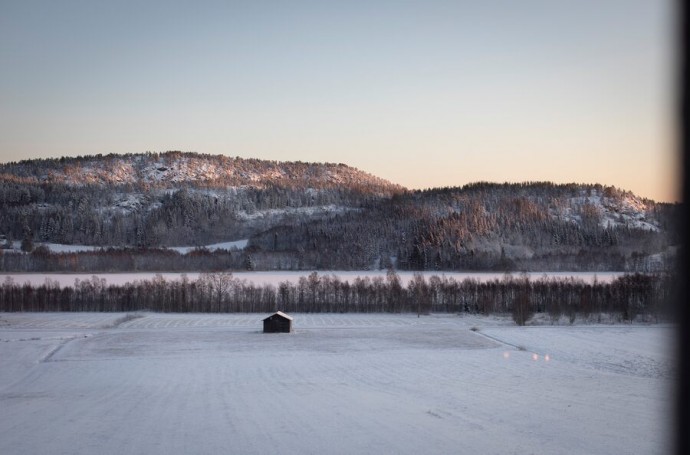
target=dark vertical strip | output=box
[676,0,688,453]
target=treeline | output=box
[0,247,327,273]
[0,272,674,324]
[1,245,672,274]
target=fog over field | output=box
[0,313,672,454]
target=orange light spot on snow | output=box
[545,354,551,362]
[503,351,510,359]
[532,353,539,361]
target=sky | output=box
[0,0,679,202]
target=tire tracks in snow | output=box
[471,329,531,352]
[40,335,83,363]
[0,334,90,395]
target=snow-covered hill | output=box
[0,153,680,272]
[551,187,659,231]
[0,152,402,195]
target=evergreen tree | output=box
[20,226,33,252]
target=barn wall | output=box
[263,316,291,333]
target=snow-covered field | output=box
[0,313,673,454]
[1,270,626,288]
[168,239,249,254]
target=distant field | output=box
[0,270,627,288]
[0,313,673,455]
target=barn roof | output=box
[263,311,293,321]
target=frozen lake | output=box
[0,312,673,455]
[1,270,627,288]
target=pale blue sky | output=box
[0,0,678,201]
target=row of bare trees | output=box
[0,272,674,324]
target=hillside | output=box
[0,151,402,193]
[0,153,681,272]
[0,152,402,247]
[249,182,680,272]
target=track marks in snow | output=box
[115,313,472,330]
[0,313,130,329]
[39,336,86,363]
[480,326,674,379]
[0,314,674,455]
[119,313,263,329]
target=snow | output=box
[235,204,348,221]
[110,193,145,213]
[42,243,103,253]
[0,313,673,454]
[554,189,660,232]
[0,271,627,288]
[266,311,293,321]
[2,240,248,254]
[3,242,102,253]
[169,239,249,254]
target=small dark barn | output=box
[263,311,293,333]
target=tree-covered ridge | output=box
[0,152,402,247]
[0,153,681,272]
[250,183,680,272]
[0,151,403,194]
